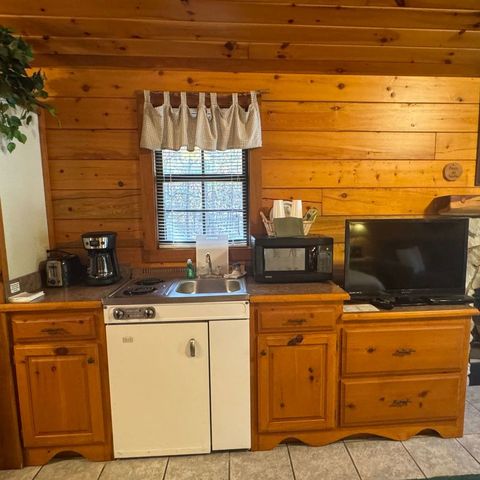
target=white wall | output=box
[0,114,49,280]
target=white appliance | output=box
[104,293,250,458]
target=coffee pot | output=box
[81,231,120,285]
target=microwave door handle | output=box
[308,246,318,271]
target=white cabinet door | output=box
[209,319,251,450]
[106,322,210,458]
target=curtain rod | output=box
[147,90,266,108]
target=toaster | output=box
[45,250,84,287]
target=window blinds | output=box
[155,148,248,245]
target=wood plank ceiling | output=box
[0,0,479,76]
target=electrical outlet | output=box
[10,281,20,294]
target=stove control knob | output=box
[113,309,126,320]
[144,307,156,319]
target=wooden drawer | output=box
[12,311,97,343]
[257,304,340,332]
[342,323,467,377]
[341,374,461,427]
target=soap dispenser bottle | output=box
[186,258,196,279]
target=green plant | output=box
[0,26,54,153]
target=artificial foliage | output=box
[0,27,54,153]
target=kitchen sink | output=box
[167,278,247,298]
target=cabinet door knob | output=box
[54,347,69,356]
[287,334,304,346]
[87,357,95,364]
[260,350,267,356]
[189,339,196,357]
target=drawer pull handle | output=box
[287,334,304,346]
[285,319,307,325]
[41,327,68,335]
[54,347,69,356]
[393,348,416,357]
[390,399,411,407]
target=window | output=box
[155,148,248,246]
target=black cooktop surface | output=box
[134,278,165,286]
[123,285,158,296]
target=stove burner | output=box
[123,286,157,296]
[134,278,165,286]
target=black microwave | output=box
[252,235,333,283]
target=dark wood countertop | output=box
[0,277,130,312]
[1,273,477,318]
[247,279,350,303]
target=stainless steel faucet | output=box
[205,253,213,276]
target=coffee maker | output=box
[81,231,120,285]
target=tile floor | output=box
[5,386,480,480]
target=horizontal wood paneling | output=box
[49,160,139,190]
[435,133,479,160]
[251,44,480,65]
[54,219,143,247]
[46,130,138,159]
[40,68,480,273]
[46,98,137,130]
[5,17,480,49]
[322,187,480,215]
[26,37,480,70]
[262,160,476,188]
[51,190,141,219]
[262,132,436,159]
[3,1,479,76]
[3,1,478,30]
[262,103,479,132]
[214,0,480,7]
[29,37,249,59]
[34,55,480,77]
[42,69,480,103]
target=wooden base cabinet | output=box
[251,299,344,450]
[15,343,105,448]
[251,298,473,451]
[257,333,336,433]
[10,307,112,465]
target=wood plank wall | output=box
[41,68,480,277]
[0,206,22,469]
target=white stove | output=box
[103,276,251,458]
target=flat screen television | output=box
[344,218,469,299]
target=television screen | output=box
[344,218,469,297]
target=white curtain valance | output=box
[140,91,262,151]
